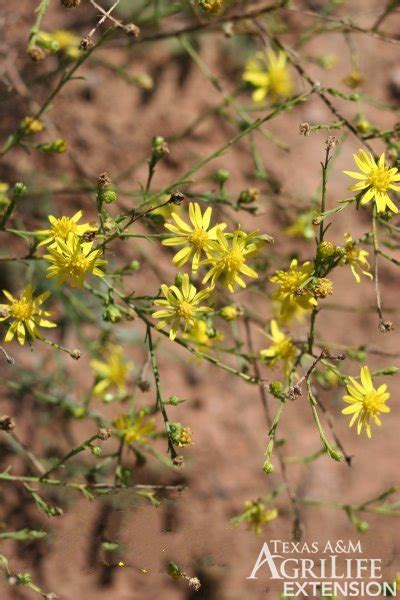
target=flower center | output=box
[11,299,34,321]
[68,254,90,277]
[367,167,391,193]
[189,228,209,249]
[269,69,288,94]
[275,338,293,358]
[363,392,381,416]
[52,217,77,238]
[223,249,244,272]
[279,271,304,294]
[177,301,194,320]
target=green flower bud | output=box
[269,381,283,399]
[356,520,369,534]
[102,304,122,323]
[103,393,115,404]
[16,573,32,585]
[174,272,184,287]
[238,188,259,204]
[263,460,275,474]
[13,182,27,198]
[91,445,102,456]
[318,241,335,258]
[166,395,185,406]
[151,136,169,162]
[39,138,67,153]
[355,118,372,134]
[69,406,86,419]
[101,190,117,204]
[129,260,140,271]
[167,561,182,580]
[213,169,230,184]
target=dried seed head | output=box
[61,0,81,7]
[325,136,338,150]
[98,427,111,441]
[173,455,184,467]
[289,384,302,401]
[82,230,97,242]
[97,172,111,188]
[124,23,140,37]
[188,577,201,591]
[79,36,93,51]
[70,349,81,360]
[28,47,46,62]
[137,378,150,392]
[0,415,15,432]
[169,191,185,205]
[299,122,311,136]
[379,319,394,333]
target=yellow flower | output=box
[182,318,223,350]
[20,116,44,134]
[198,0,223,13]
[259,319,295,377]
[270,259,317,321]
[90,345,133,397]
[243,50,294,103]
[342,366,390,438]
[169,423,193,447]
[202,229,258,292]
[0,285,56,345]
[162,202,226,273]
[339,233,372,283]
[273,298,307,324]
[40,29,81,58]
[284,212,314,240]
[313,277,333,299]
[232,500,278,535]
[342,69,364,89]
[152,274,212,341]
[0,183,10,213]
[114,411,156,444]
[37,210,96,247]
[44,233,107,287]
[344,150,400,213]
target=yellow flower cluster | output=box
[270,259,317,323]
[155,202,263,339]
[37,212,106,288]
[0,211,106,346]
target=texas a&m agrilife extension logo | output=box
[247,539,397,597]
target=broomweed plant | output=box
[0,0,400,596]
